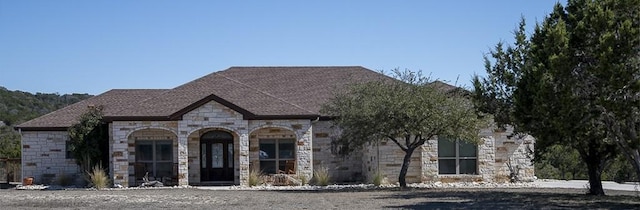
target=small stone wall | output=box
[312,121,363,183]
[20,131,79,185]
[363,140,422,184]
[493,127,535,182]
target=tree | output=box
[322,69,488,187]
[68,106,107,172]
[0,126,21,158]
[474,0,639,195]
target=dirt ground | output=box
[0,188,639,209]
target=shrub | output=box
[248,169,263,187]
[372,172,383,186]
[87,164,110,189]
[312,166,331,186]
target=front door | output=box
[200,131,234,182]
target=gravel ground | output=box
[1,187,639,209]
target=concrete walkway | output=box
[535,179,640,192]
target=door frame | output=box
[200,130,235,183]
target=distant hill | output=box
[0,86,93,126]
[0,86,93,158]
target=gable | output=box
[17,66,393,130]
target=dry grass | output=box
[312,166,331,186]
[371,172,383,186]
[248,170,263,186]
[87,165,110,189]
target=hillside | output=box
[0,86,93,158]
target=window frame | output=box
[258,138,296,174]
[135,140,173,178]
[438,138,478,175]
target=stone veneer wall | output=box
[493,127,535,182]
[362,140,422,184]
[311,121,363,183]
[21,131,79,185]
[248,119,313,180]
[248,127,296,171]
[363,127,535,184]
[187,128,241,185]
[127,129,178,186]
[181,101,248,185]
[111,121,178,187]
[421,133,495,183]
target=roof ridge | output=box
[215,72,317,115]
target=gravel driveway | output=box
[1,187,639,209]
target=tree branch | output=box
[385,135,407,151]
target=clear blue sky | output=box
[0,0,561,95]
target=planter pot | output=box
[23,177,34,185]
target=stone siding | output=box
[20,131,79,185]
[248,119,313,180]
[111,121,178,187]
[493,127,535,182]
[311,121,362,183]
[127,129,178,186]
[363,140,422,184]
[182,101,247,185]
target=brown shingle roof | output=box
[16,89,167,130]
[16,66,392,130]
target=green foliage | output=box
[0,86,92,159]
[535,145,587,180]
[0,86,91,126]
[0,126,21,158]
[68,106,106,171]
[323,69,488,187]
[312,166,331,186]
[87,164,110,189]
[474,0,640,195]
[371,171,383,186]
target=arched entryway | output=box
[200,130,234,182]
[127,128,178,186]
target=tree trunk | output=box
[584,149,606,195]
[398,147,416,188]
[586,160,604,195]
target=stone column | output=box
[177,133,189,186]
[296,126,313,180]
[238,130,249,186]
[111,125,129,187]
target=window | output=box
[438,138,477,175]
[259,139,295,174]
[136,140,173,179]
[65,141,74,159]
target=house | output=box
[16,66,535,187]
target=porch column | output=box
[177,130,189,186]
[296,125,313,180]
[111,124,130,187]
[238,130,250,186]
